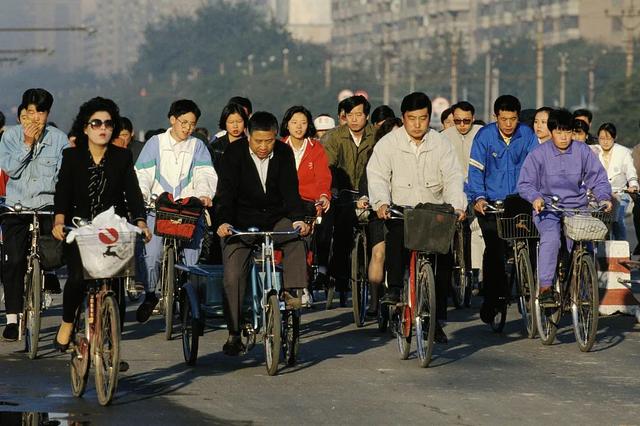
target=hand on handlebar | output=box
[455,209,467,222]
[293,221,310,237]
[318,195,331,212]
[199,196,213,208]
[474,199,488,216]
[377,204,391,220]
[599,200,613,213]
[217,223,233,238]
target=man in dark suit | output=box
[215,111,310,356]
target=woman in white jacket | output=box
[594,122,638,240]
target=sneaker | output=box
[136,293,159,323]
[282,291,303,310]
[381,287,401,305]
[301,288,313,307]
[2,323,18,341]
[222,335,244,356]
[434,322,448,344]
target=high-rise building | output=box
[274,0,333,44]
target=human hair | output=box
[371,105,395,124]
[227,96,252,115]
[342,95,371,115]
[452,101,475,116]
[400,92,432,115]
[493,94,521,115]
[218,102,248,131]
[598,122,617,139]
[120,116,133,133]
[0,110,5,129]
[337,98,349,116]
[535,106,553,118]
[17,104,26,122]
[69,97,122,147]
[248,111,278,134]
[546,109,573,132]
[440,108,452,125]
[573,108,593,124]
[280,105,316,138]
[473,119,486,126]
[21,88,54,112]
[145,128,164,142]
[375,117,403,142]
[573,118,589,134]
[167,99,201,120]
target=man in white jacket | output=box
[367,92,467,343]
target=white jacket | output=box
[367,126,467,211]
[592,143,638,192]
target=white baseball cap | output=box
[314,115,335,131]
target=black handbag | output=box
[39,234,65,270]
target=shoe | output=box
[538,287,556,307]
[434,322,448,344]
[282,291,302,310]
[223,335,244,356]
[301,288,313,307]
[119,360,130,372]
[53,337,70,352]
[381,288,401,305]
[44,273,62,294]
[136,293,159,323]
[2,323,18,341]
[339,291,348,307]
[480,302,495,324]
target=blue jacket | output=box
[466,123,538,202]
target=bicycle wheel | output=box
[572,254,599,352]
[264,294,282,376]
[181,292,200,366]
[94,294,121,406]
[24,259,41,360]
[351,231,368,327]
[395,305,412,360]
[535,279,561,346]
[516,247,537,339]
[163,246,176,341]
[377,297,389,332]
[450,229,467,309]
[70,305,90,397]
[282,309,300,366]
[325,284,335,310]
[415,260,436,368]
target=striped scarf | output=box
[87,151,107,219]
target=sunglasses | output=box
[87,119,114,130]
[453,119,472,125]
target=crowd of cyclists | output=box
[0,85,637,363]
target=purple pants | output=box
[534,211,573,288]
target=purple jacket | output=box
[517,141,611,208]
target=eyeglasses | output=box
[87,119,114,130]
[177,118,197,129]
[453,119,472,125]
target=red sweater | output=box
[282,137,332,202]
[0,170,8,197]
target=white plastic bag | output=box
[66,207,142,279]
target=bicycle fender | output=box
[181,282,202,321]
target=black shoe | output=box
[119,360,130,372]
[223,335,244,356]
[136,293,159,323]
[434,322,448,344]
[480,302,495,324]
[2,323,18,341]
[381,288,401,305]
[44,273,62,294]
[538,287,556,307]
[339,291,348,307]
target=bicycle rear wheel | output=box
[264,294,282,376]
[351,231,368,327]
[181,292,200,366]
[70,304,90,398]
[450,228,467,309]
[572,254,599,352]
[25,259,41,360]
[163,246,176,341]
[282,309,300,366]
[516,247,537,338]
[415,260,436,368]
[395,305,412,360]
[94,294,121,406]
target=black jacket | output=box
[54,145,146,223]
[214,139,304,230]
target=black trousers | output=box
[476,214,509,307]
[328,199,356,290]
[384,220,452,321]
[1,217,31,315]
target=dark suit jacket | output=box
[54,145,146,223]
[214,139,304,230]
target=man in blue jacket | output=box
[467,95,538,324]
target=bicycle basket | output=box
[563,214,608,241]
[74,230,137,279]
[403,203,457,254]
[154,193,203,240]
[497,213,539,240]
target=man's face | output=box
[249,129,277,159]
[533,111,550,141]
[551,128,572,151]
[572,129,587,142]
[403,108,430,141]
[24,104,48,128]
[496,110,518,137]
[452,108,474,135]
[118,129,133,146]
[169,112,197,141]
[346,104,367,133]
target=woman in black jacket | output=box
[51,97,151,351]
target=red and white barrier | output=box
[596,241,640,322]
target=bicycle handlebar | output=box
[228,227,301,239]
[0,203,54,217]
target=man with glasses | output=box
[467,95,538,324]
[0,88,69,341]
[134,99,217,322]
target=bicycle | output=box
[180,227,302,375]
[535,201,610,352]
[67,220,138,405]
[450,220,472,309]
[384,205,457,368]
[0,203,55,359]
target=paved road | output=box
[1,290,639,425]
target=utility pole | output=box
[484,52,492,123]
[451,32,459,104]
[605,1,640,91]
[282,48,289,76]
[588,59,596,109]
[535,13,544,108]
[558,52,569,107]
[382,23,393,105]
[247,54,254,76]
[324,58,331,88]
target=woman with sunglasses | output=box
[51,97,151,354]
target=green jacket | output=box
[321,123,376,191]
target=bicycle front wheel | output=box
[163,246,176,341]
[94,294,121,406]
[351,231,368,327]
[282,309,300,366]
[70,304,90,397]
[264,294,282,376]
[415,260,436,368]
[181,292,200,366]
[25,259,41,360]
[535,279,560,346]
[450,228,467,309]
[516,247,537,338]
[572,254,599,352]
